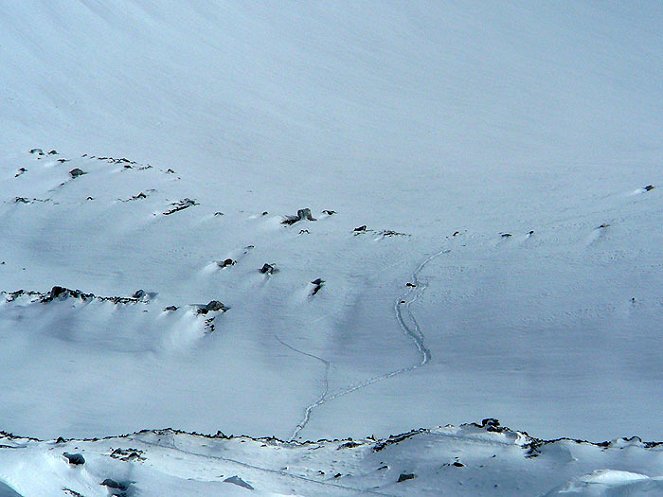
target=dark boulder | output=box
[282,207,316,225]
[198,300,226,314]
[260,263,277,274]
[311,278,325,295]
[63,452,85,465]
[397,473,416,483]
[42,286,92,303]
[100,479,128,491]
[480,418,505,432]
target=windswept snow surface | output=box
[1,2,663,491]
[1,422,663,497]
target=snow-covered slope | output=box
[1,1,663,494]
[2,149,662,443]
[1,421,662,497]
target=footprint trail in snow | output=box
[288,246,451,440]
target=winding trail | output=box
[283,246,451,440]
[275,335,331,441]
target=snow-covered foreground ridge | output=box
[1,420,662,497]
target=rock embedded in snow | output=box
[223,475,254,490]
[110,447,145,462]
[43,286,91,302]
[62,452,85,465]
[477,418,505,432]
[68,168,86,178]
[132,289,147,300]
[259,263,277,274]
[310,278,325,296]
[397,473,416,482]
[197,300,226,314]
[100,478,128,491]
[163,198,198,215]
[282,208,316,225]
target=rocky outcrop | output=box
[282,208,316,225]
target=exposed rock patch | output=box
[260,263,277,274]
[310,278,325,296]
[2,287,147,305]
[282,208,316,225]
[196,300,227,315]
[397,472,416,483]
[110,447,145,462]
[63,452,85,465]
[163,198,198,215]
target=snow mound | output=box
[544,470,663,496]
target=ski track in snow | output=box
[289,247,451,440]
[275,335,331,441]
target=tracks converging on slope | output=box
[275,335,331,441]
[282,246,451,440]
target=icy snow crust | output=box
[1,1,663,494]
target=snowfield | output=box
[1,422,663,497]
[1,1,662,495]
